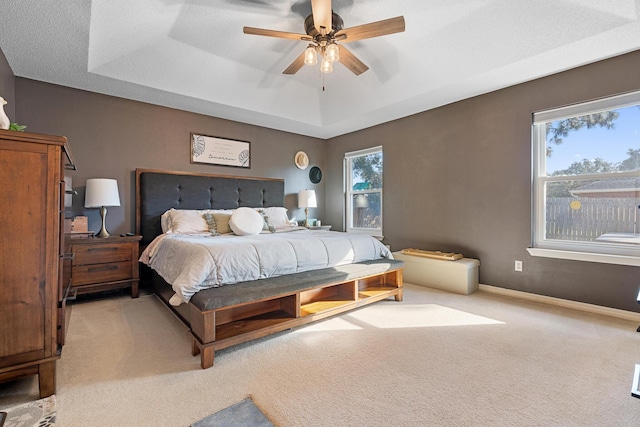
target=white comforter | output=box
[140,229,393,305]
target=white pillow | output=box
[165,209,209,234]
[161,208,235,234]
[160,208,175,233]
[261,207,290,228]
[229,207,264,236]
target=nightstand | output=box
[70,235,142,298]
[307,225,332,230]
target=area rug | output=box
[191,396,274,427]
[0,394,56,427]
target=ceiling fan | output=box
[243,0,405,76]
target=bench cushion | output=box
[190,259,404,312]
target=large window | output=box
[345,146,383,236]
[530,91,640,265]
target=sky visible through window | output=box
[545,106,640,174]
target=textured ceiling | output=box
[1,0,639,139]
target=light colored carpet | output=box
[1,283,640,426]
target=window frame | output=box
[344,146,383,237]
[529,91,640,266]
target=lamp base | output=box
[96,206,111,238]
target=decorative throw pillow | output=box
[229,207,264,236]
[202,213,220,236]
[212,212,233,234]
[261,212,276,233]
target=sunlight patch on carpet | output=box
[191,397,273,427]
[344,304,504,329]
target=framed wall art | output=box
[191,133,251,168]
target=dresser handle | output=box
[87,247,118,252]
[88,265,118,272]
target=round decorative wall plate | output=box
[309,166,322,184]
[295,151,309,169]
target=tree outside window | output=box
[345,147,382,236]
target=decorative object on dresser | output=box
[84,178,121,238]
[70,235,142,298]
[0,129,75,398]
[0,97,9,130]
[66,215,94,239]
[298,189,317,227]
[0,97,26,132]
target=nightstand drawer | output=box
[73,243,131,265]
[72,261,133,286]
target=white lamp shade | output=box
[354,194,369,208]
[298,189,317,209]
[84,178,121,208]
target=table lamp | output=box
[298,189,317,227]
[85,178,121,238]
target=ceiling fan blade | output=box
[336,16,405,43]
[311,0,332,35]
[243,26,310,41]
[283,50,306,74]
[338,45,368,76]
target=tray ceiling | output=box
[1,0,639,138]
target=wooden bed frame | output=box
[135,168,404,368]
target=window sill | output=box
[527,247,640,266]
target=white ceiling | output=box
[1,0,639,139]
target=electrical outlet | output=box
[514,260,523,272]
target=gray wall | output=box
[14,78,326,235]
[327,50,640,312]
[6,43,640,312]
[0,46,14,119]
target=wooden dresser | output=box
[70,235,142,297]
[0,129,75,398]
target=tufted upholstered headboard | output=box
[135,168,285,245]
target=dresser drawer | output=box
[72,261,133,286]
[73,243,131,265]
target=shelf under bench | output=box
[148,259,404,369]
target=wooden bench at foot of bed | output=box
[147,259,404,369]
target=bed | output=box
[135,168,404,368]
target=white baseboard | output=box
[479,284,640,323]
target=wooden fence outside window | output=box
[546,197,638,241]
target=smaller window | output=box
[345,146,383,236]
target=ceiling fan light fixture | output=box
[304,45,318,66]
[320,57,333,74]
[325,43,339,62]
